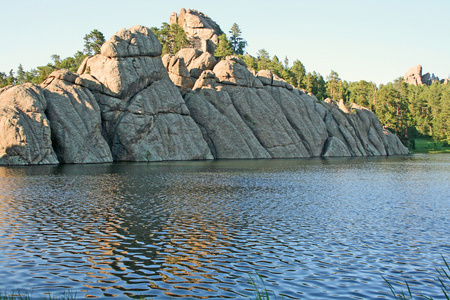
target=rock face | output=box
[0,19,409,166]
[41,70,113,163]
[0,84,58,165]
[78,25,213,162]
[183,56,409,159]
[169,8,223,53]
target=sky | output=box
[1,0,449,85]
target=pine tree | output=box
[83,29,105,55]
[291,60,306,89]
[16,64,26,85]
[214,34,232,60]
[326,70,344,100]
[151,23,190,55]
[256,49,270,70]
[229,23,247,55]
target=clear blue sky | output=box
[1,0,449,84]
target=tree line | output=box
[0,30,105,87]
[1,24,448,145]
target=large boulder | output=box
[175,48,217,79]
[165,55,194,93]
[213,57,263,88]
[0,84,58,165]
[100,25,162,58]
[41,70,113,163]
[78,25,167,100]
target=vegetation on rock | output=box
[151,22,190,55]
[213,34,233,59]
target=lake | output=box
[0,154,449,299]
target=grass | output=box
[3,258,450,300]
[383,255,450,300]
[410,138,450,153]
[0,289,77,300]
[248,272,283,300]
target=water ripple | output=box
[0,155,449,299]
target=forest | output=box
[1,24,448,149]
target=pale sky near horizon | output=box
[1,0,449,85]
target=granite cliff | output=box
[0,11,408,165]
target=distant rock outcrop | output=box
[0,11,409,166]
[404,64,449,86]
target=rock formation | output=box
[184,56,408,159]
[404,65,423,86]
[77,25,213,162]
[0,13,409,166]
[404,64,449,86]
[169,8,223,53]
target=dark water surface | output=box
[0,154,449,299]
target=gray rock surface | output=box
[78,26,213,162]
[0,84,58,165]
[96,79,212,161]
[181,54,408,159]
[41,70,113,163]
[185,88,271,159]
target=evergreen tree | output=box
[151,23,190,55]
[83,29,105,55]
[375,83,402,133]
[304,72,316,94]
[256,49,271,70]
[347,80,377,110]
[290,60,306,89]
[315,73,327,101]
[214,34,232,60]
[283,56,289,69]
[326,70,344,100]
[0,70,16,87]
[229,23,247,55]
[242,54,258,71]
[270,55,284,77]
[16,64,26,85]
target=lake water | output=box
[0,154,449,299]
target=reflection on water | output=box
[0,154,449,299]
